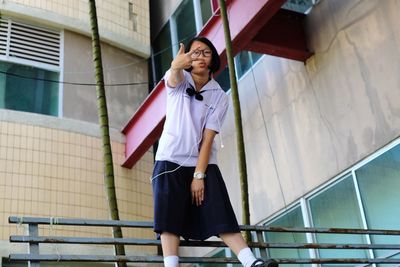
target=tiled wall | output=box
[0,119,155,254]
[1,0,150,51]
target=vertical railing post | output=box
[255,230,270,259]
[28,223,40,267]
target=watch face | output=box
[194,172,205,179]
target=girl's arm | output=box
[168,43,200,87]
[191,128,216,206]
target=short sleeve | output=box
[205,92,229,133]
[163,69,189,95]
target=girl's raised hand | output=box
[171,43,201,70]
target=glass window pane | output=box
[309,175,369,266]
[174,0,197,48]
[200,0,213,25]
[264,206,310,267]
[235,51,252,79]
[355,144,400,261]
[250,52,263,65]
[282,0,314,14]
[153,22,173,82]
[215,66,231,92]
[0,61,59,116]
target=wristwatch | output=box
[193,172,206,180]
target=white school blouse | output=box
[155,70,229,166]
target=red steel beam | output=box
[121,81,166,167]
[122,0,309,168]
[246,9,312,62]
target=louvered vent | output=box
[0,19,60,66]
[0,19,8,56]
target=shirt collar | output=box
[187,73,220,92]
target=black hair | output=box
[184,36,220,74]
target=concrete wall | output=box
[63,30,148,130]
[0,0,150,57]
[218,0,400,224]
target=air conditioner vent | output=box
[0,19,60,66]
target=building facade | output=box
[146,0,400,264]
[0,0,154,266]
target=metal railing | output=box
[8,216,400,266]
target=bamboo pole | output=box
[218,0,251,242]
[88,1,126,265]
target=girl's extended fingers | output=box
[178,43,185,54]
[188,45,201,55]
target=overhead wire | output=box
[0,12,224,88]
[0,70,149,87]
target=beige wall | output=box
[0,109,156,260]
[63,30,148,130]
[0,0,150,57]
[219,0,400,224]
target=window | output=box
[214,51,263,92]
[251,52,263,65]
[153,22,173,82]
[235,51,252,79]
[0,61,59,116]
[235,51,264,80]
[308,175,369,265]
[282,0,315,14]
[0,18,60,116]
[173,0,197,48]
[355,144,400,261]
[200,0,213,25]
[264,206,310,267]
[261,140,400,265]
[215,65,231,92]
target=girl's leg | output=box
[220,232,248,255]
[220,232,278,267]
[161,232,180,267]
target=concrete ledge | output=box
[0,109,125,143]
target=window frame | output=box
[0,17,63,117]
[260,138,400,265]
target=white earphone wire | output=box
[150,86,221,183]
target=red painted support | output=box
[246,9,312,62]
[122,0,312,168]
[121,81,166,167]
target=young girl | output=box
[151,36,278,267]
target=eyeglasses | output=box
[191,49,212,58]
[186,86,204,101]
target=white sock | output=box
[238,247,259,267]
[164,255,179,267]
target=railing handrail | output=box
[9,235,400,250]
[8,254,400,264]
[8,216,400,265]
[9,216,400,235]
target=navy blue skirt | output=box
[151,161,240,241]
